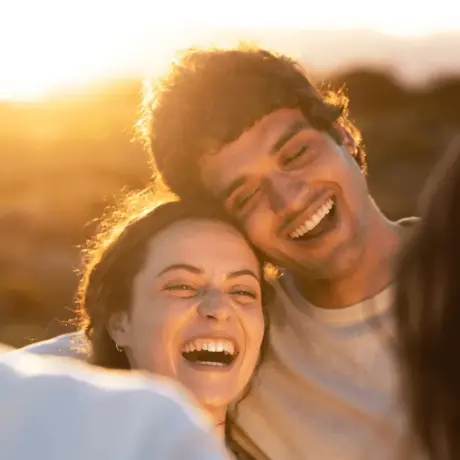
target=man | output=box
[144,46,415,459]
[0,346,229,460]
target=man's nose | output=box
[265,172,305,216]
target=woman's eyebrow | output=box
[156,264,203,277]
[226,269,260,282]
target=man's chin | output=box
[274,238,363,281]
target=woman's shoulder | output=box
[11,332,88,361]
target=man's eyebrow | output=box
[269,119,309,155]
[217,119,309,202]
[217,176,248,202]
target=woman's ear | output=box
[332,122,356,153]
[107,311,130,348]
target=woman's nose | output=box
[197,290,232,321]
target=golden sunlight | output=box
[0,0,177,100]
[1,0,457,100]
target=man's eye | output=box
[235,188,259,209]
[283,145,307,166]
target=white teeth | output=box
[181,338,237,356]
[198,361,225,367]
[289,198,334,239]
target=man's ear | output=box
[107,311,130,348]
[332,122,356,153]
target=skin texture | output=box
[108,218,265,429]
[199,108,402,308]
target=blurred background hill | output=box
[1,20,460,346]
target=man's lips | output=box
[278,194,335,239]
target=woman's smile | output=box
[180,336,239,369]
[111,218,265,412]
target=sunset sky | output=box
[1,0,459,100]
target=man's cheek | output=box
[244,219,265,245]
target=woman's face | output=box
[110,218,265,408]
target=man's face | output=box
[199,108,372,280]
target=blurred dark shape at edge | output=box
[0,68,459,347]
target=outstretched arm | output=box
[0,350,231,460]
[11,331,86,360]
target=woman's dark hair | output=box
[395,136,460,459]
[137,45,366,201]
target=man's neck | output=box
[296,213,403,309]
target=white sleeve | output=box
[12,332,86,361]
[0,351,231,460]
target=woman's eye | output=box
[231,289,257,300]
[283,145,307,166]
[164,284,197,297]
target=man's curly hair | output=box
[139,45,366,201]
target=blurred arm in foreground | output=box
[15,332,86,359]
[0,346,230,460]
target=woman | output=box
[19,191,271,459]
[395,136,460,460]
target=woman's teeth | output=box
[181,338,236,356]
[289,198,334,239]
[181,338,238,367]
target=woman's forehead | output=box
[142,218,259,274]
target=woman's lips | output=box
[180,337,239,369]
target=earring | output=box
[115,343,123,353]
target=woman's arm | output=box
[11,332,87,360]
[0,350,231,460]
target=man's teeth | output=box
[290,199,334,239]
[181,338,236,356]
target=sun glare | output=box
[0,0,174,101]
[0,72,93,102]
[0,0,456,101]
